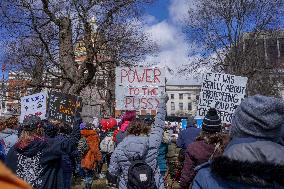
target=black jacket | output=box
[6,124,80,189]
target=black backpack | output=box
[127,146,157,189]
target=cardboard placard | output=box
[48,91,82,124]
[197,73,248,123]
[115,67,166,110]
[20,92,48,123]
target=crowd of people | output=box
[0,94,283,189]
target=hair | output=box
[196,131,230,158]
[127,119,151,136]
[59,123,72,135]
[0,117,19,131]
[16,127,44,149]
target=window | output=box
[171,102,175,111]
[188,103,192,111]
[179,93,183,100]
[188,93,191,100]
[171,94,174,99]
[179,103,183,110]
[196,95,199,101]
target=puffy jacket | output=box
[177,126,200,150]
[192,137,284,189]
[6,123,80,189]
[108,101,166,189]
[180,140,215,188]
[0,161,32,189]
[81,130,102,170]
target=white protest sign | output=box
[115,67,166,110]
[197,73,248,123]
[20,92,47,123]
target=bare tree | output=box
[0,0,156,96]
[182,0,284,96]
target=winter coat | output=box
[192,137,284,189]
[180,140,215,188]
[0,161,32,189]
[0,128,18,154]
[157,143,168,173]
[5,123,80,189]
[81,129,102,170]
[177,126,200,150]
[115,130,128,145]
[108,101,166,189]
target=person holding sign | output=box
[108,94,168,189]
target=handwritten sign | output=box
[48,91,82,124]
[20,92,47,123]
[197,73,248,123]
[115,67,166,110]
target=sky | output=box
[142,0,199,78]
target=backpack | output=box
[100,136,115,153]
[78,137,89,157]
[127,145,157,189]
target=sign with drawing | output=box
[115,67,166,110]
[20,92,47,123]
[197,73,248,123]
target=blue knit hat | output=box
[231,95,284,144]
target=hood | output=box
[16,139,47,157]
[121,135,148,159]
[211,137,284,187]
[81,129,97,137]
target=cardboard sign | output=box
[20,92,47,123]
[197,73,248,123]
[115,67,166,110]
[48,91,82,124]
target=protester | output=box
[6,114,81,189]
[0,161,32,189]
[180,108,228,188]
[115,111,136,145]
[108,96,167,189]
[80,123,102,189]
[192,95,284,189]
[177,116,200,150]
[157,127,172,176]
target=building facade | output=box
[166,78,201,117]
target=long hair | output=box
[196,131,230,158]
[127,119,151,136]
[16,128,44,149]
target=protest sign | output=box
[197,72,248,123]
[48,91,83,124]
[115,67,166,110]
[20,92,47,123]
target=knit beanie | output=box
[202,108,222,133]
[231,95,284,144]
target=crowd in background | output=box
[0,94,283,189]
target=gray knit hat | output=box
[231,95,284,143]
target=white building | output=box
[166,78,202,117]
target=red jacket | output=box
[180,140,215,188]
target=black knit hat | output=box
[22,115,42,131]
[202,108,222,133]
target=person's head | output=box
[127,119,151,136]
[43,120,59,138]
[202,108,222,133]
[17,115,44,149]
[58,123,72,135]
[187,116,196,128]
[231,95,284,145]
